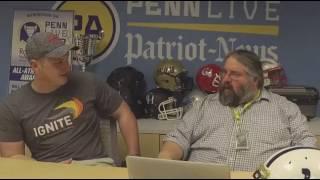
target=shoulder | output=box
[206,93,219,101]
[192,93,221,110]
[204,93,221,105]
[68,71,106,88]
[261,88,301,112]
[262,89,293,104]
[69,71,97,82]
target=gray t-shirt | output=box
[0,71,123,162]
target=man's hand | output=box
[59,158,72,164]
[158,151,174,159]
[158,141,183,160]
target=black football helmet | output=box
[145,88,184,120]
[107,66,147,118]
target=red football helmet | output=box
[261,59,287,87]
[196,64,222,94]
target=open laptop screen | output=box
[126,156,230,179]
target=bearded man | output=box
[158,49,316,171]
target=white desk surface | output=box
[131,117,320,135]
[0,157,253,179]
[0,157,128,179]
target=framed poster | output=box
[9,10,74,93]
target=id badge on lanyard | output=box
[232,90,260,151]
[236,128,249,150]
[233,108,250,150]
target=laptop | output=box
[126,156,230,179]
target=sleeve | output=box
[93,76,124,118]
[164,99,204,160]
[0,102,23,141]
[285,100,317,147]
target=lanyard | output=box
[231,90,261,125]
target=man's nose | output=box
[222,73,231,83]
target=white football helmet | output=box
[253,146,320,179]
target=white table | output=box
[133,117,320,135]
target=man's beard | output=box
[219,83,256,107]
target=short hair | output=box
[224,49,264,89]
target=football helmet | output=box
[182,88,207,114]
[107,66,147,118]
[253,146,320,179]
[145,88,183,120]
[196,64,222,94]
[154,60,193,92]
[261,59,287,87]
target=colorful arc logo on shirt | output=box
[55,97,84,119]
[52,1,120,65]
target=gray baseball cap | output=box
[25,32,78,60]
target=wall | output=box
[0,1,319,116]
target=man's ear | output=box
[251,76,259,87]
[29,59,39,72]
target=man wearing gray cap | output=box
[0,32,140,165]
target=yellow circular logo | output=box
[53,1,120,64]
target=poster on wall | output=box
[52,1,280,90]
[9,10,74,93]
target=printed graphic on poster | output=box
[9,10,74,93]
[52,1,280,91]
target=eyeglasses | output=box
[220,70,249,81]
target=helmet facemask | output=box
[158,97,183,120]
